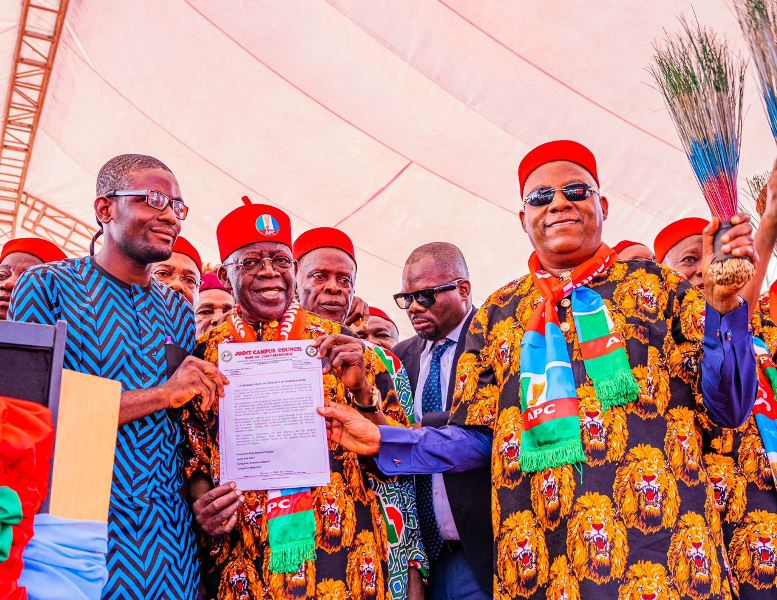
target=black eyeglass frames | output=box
[393,279,464,309]
[105,189,189,220]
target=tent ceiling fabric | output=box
[2,0,776,336]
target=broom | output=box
[734,0,777,140]
[741,171,777,259]
[649,16,754,287]
[742,171,770,220]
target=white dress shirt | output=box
[413,315,468,541]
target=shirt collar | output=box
[422,312,468,355]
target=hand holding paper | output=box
[162,356,229,410]
[312,334,370,403]
[192,482,244,536]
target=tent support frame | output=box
[0,0,71,246]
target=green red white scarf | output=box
[226,299,317,573]
[752,337,777,489]
[520,244,640,472]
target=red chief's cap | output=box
[199,272,230,294]
[518,140,599,197]
[171,235,202,274]
[0,237,66,264]
[369,306,397,330]
[292,227,356,265]
[653,217,709,264]
[612,240,641,254]
[216,196,292,262]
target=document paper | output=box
[218,339,330,490]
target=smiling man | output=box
[182,199,408,599]
[9,154,226,598]
[0,237,66,320]
[319,140,758,599]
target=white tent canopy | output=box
[1,0,775,336]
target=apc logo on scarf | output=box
[267,492,313,517]
[256,214,281,237]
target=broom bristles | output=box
[740,171,777,259]
[649,15,746,220]
[734,0,777,139]
[742,171,770,217]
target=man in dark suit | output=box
[392,242,492,600]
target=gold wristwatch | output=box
[353,385,381,414]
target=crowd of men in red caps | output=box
[0,142,775,600]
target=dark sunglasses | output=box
[393,279,463,309]
[523,183,598,207]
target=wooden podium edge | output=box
[46,369,120,522]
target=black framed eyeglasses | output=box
[105,189,189,220]
[523,183,598,207]
[223,253,294,273]
[393,279,463,309]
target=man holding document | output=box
[182,197,407,600]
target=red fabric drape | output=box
[0,396,54,599]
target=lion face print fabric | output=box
[182,308,408,600]
[707,300,777,599]
[449,260,741,599]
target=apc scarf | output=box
[520,244,640,472]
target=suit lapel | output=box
[444,307,476,411]
[402,336,424,392]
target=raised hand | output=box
[312,334,371,402]
[702,213,758,314]
[345,295,369,327]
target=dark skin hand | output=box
[318,401,381,455]
[162,355,229,410]
[345,295,369,327]
[118,356,229,426]
[192,479,244,536]
[408,566,425,600]
[742,157,777,315]
[701,213,758,314]
[311,334,372,399]
[311,334,388,425]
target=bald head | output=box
[401,242,471,341]
[405,242,469,280]
[96,154,173,197]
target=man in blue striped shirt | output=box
[10,154,227,599]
